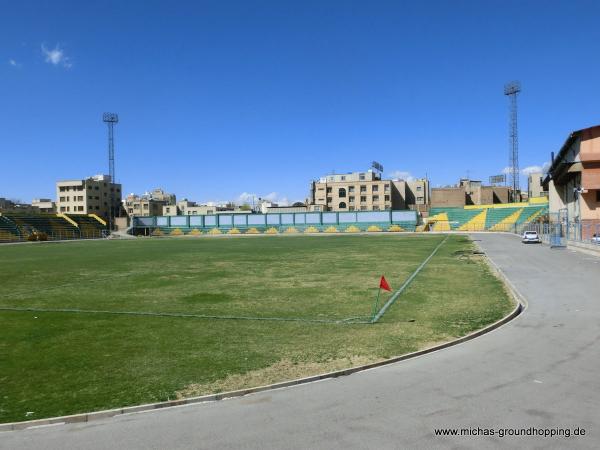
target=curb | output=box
[0,239,525,433]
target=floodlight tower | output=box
[504,81,521,202]
[102,112,119,230]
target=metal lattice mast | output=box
[504,81,521,201]
[102,112,119,229]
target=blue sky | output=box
[2,0,600,205]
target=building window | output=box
[78,206,84,211]
[166,207,170,213]
[349,206,355,211]
[360,196,367,202]
[341,176,346,181]
[338,188,346,198]
[349,196,355,203]
[60,206,65,212]
[384,185,390,192]
[359,173,365,180]
[128,208,133,213]
[372,185,378,192]
[417,196,424,203]
[373,195,379,202]
[360,205,367,210]
[339,202,347,209]
[317,198,325,202]
[59,187,66,192]
[384,195,390,201]
[597,190,600,202]
[59,197,65,202]
[326,197,332,203]
[77,196,83,201]
[88,196,93,200]
[417,186,423,191]
[326,187,332,194]
[373,205,380,211]
[313,206,321,211]
[349,186,355,193]
[95,186,99,190]
[360,185,367,193]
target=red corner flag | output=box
[379,275,392,292]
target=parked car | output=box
[522,230,541,244]
[592,234,600,244]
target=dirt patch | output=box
[175,355,378,399]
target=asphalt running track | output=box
[1,233,599,449]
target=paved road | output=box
[2,234,599,449]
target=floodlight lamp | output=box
[103,112,119,123]
[504,81,521,96]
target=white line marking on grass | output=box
[371,235,449,323]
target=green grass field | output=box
[0,234,514,423]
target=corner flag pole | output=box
[372,275,392,321]
[371,287,382,321]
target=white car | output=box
[522,230,541,244]
[592,234,600,244]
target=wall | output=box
[431,188,465,208]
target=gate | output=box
[549,209,567,248]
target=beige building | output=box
[31,198,56,213]
[527,172,545,198]
[125,188,176,217]
[310,170,426,212]
[431,179,512,208]
[163,199,246,216]
[56,174,121,219]
[545,124,600,237]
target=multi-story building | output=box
[56,174,121,219]
[527,172,545,199]
[310,170,392,212]
[310,170,429,212]
[545,124,600,237]
[31,198,56,213]
[124,188,176,217]
[431,179,512,208]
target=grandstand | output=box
[0,213,107,242]
[427,200,548,232]
[132,210,419,235]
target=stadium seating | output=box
[427,203,548,232]
[0,213,107,241]
[0,216,22,242]
[66,215,107,238]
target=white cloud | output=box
[388,170,414,181]
[41,44,72,68]
[8,59,21,67]
[234,191,290,206]
[521,165,543,176]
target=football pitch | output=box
[0,234,513,423]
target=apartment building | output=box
[56,174,121,219]
[31,198,56,213]
[527,172,545,198]
[431,179,512,208]
[310,170,392,211]
[309,170,429,212]
[124,189,176,217]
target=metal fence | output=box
[0,230,107,244]
[132,210,419,230]
[516,211,600,248]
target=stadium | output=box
[1,204,528,425]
